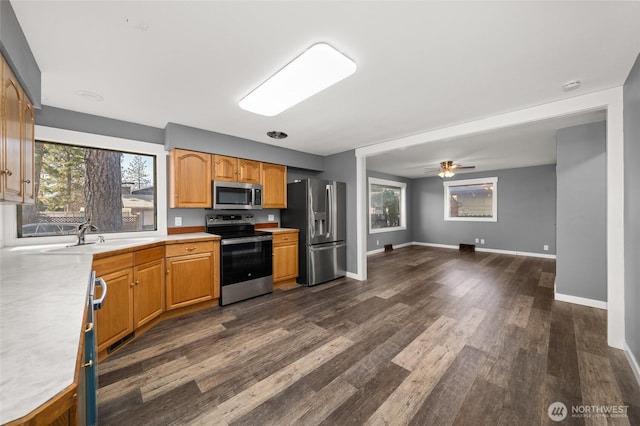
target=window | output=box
[369,177,406,233]
[17,140,157,238]
[444,177,497,222]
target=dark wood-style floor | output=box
[97,246,640,425]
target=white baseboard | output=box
[623,342,640,386]
[413,242,458,250]
[345,271,362,281]
[475,247,556,259]
[411,242,556,259]
[554,293,608,310]
[367,242,413,256]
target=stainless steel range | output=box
[205,214,273,306]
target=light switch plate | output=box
[268,214,275,222]
[175,217,182,226]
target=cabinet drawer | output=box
[166,241,214,257]
[134,246,164,265]
[93,253,133,276]
[273,232,298,245]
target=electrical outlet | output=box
[268,214,275,222]
[475,238,479,244]
[174,217,182,226]
[480,239,485,244]
[544,245,549,251]
[377,240,380,246]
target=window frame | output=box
[368,177,407,234]
[443,176,498,222]
[4,125,168,247]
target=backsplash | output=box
[168,208,281,228]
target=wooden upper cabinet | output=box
[213,155,261,184]
[262,163,287,208]
[1,58,24,203]
[212,155,237,182]
[238,159,261,184]
[169,149,212,208]
[21,99,35,203]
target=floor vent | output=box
[384,244,393,252]
[459,243,475,253]
[107,332,135,354]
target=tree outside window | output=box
[369,177,406,233]
[18,141,157,237]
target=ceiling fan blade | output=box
[452,165,476,170]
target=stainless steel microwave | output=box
[213,181,263,209]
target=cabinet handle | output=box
[135,280,140,286]
[186,247,196,251]
[166,269,170,274]
[85,323,94,333]
[23,179,31,184]
[1,169,12,176]
[83,360,93,368]
[130,282,135,287]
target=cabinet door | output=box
[273,242,299,282]
[262,163,287,208]
[169,149,212,208]
[237,159,261,184]
[165,253,214,310]
[212,155,238,182]
[1,60,23,202]
[133,259,165,328]
[21,97,35,203]
[95,268,134,351]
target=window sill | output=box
[369,226,407,234]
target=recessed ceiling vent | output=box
[562,80,581,92]
[267,131,288,140]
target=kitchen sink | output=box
[18,237,160,255]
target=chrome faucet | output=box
[77,219,99,245]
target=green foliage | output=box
[37,142,85,213]
[123,155,152,190]
[370,184,401,228]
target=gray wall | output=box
[411,165,557,255]
[367,170,413,252]
[624,53,640,362]
[164,124,327,228]
[36,106,165,145]
[318,150,357,275]
[556,121,607,302]
[0,0,41,106]
[165,123,324,171]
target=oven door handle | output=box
[221,235,273,245]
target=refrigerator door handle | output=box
[326,184,332,238]
[310,242,346,251]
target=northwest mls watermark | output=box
[547,401,629,422]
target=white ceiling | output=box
[367,109,607,178]
[10,1,640,170]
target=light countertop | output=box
[260,228,299,233]
[0,233,218,424]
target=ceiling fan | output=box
[425,161,476,178]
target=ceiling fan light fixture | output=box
[239,43,357,116]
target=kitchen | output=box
[2,1,640,425]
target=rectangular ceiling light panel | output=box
[239,43,357,116]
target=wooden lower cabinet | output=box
[94,247,165,351]
[166,251,219,309]
[272,230,299,287]
[133,246,165,328]
[95,267,134,351]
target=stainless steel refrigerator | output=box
[281,179,346,286]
